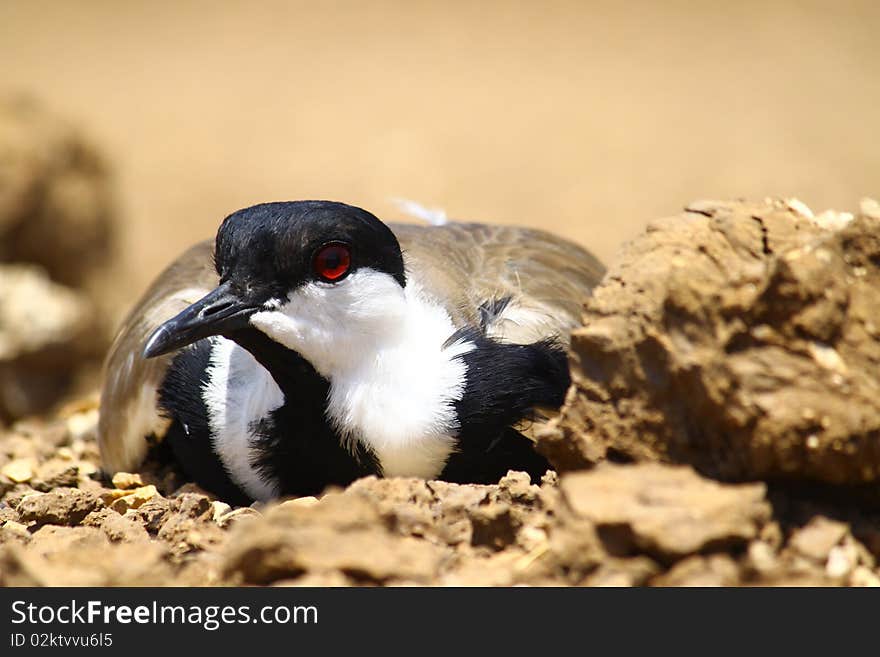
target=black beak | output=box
[142,281,259,359]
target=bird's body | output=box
[98,202,604,503]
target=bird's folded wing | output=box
[391,221,605,344]
[98,240,218,473]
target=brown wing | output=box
[391,222,605,344]
[97,240,217,473]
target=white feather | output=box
[249,268,474,479]
[202,337,284,500]
[393,198,448,226]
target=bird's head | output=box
[143,200,407,373]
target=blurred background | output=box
[4,1,879,296]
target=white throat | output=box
[249,268,474,478]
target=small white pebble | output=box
[786,198,814,219]
[211,501,232,523]
[826,545,856,578]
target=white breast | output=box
[201,337,284,500]
[325,289,474,478]
[249,268,476,479]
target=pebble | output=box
[1,459,36,483]
[111,472,144,490]
[278,496,319,510]
[849,566,880,587]
[109,485,159,514]
[826,543,858,579]
[2,520,30,537]
[216,507,260,528]
[211,501,232,523]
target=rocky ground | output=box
[2,400,880,586]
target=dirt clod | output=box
[555,463,770,560]
[17,487,103,527]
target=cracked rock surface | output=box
[539,198,880,489]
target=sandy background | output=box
[2,0,878,315]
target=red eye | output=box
[313,243,351,282]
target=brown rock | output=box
[470,504,520,551]
[126,496,172,534]
[108,485,159,513]
[0,502,18,524]
[849,566,880,587]
[0,265,99,420]
[1,458,35,483]
[653,554,741,587]
[157,508,227,557]
[0,527,171,586]
[0,520,31,545]
[82,507,150,543]
[582,557,660,587]
[31,462,79,491]
[0,97,114,286]
[222,492,442,585]
[540,199,880,487]
[111,472,144,490]
[17,487,103,526]
[555,463,770,560]
[788,516,848,562]
[173,491,214,519]
[215,507,261,529]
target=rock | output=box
[540,198,880,487]
[554,463,771,560]
[826,544,858,579]
[652,554,740,586]
[347,476,494,547]
[215,507,260,528]
[746,541,780,578]
[0,520,31,543]
[125,496,172,534]
[849,566,880,587]
[788,516,848,562]
[210,501,232,523]
[111,472,144,490]
[1,458,35,483]
[0,527,171,586]
[82,507,150,543]
[277,496,319,510]
[0,502,18,524]
[17,487,103,526]
[0,265,99,420]
[582,557,660,587]
[31,462,79,491]
[275,571,354,587]
[222,492,443,585]
[173,491,213,519]
[497,470,537,501]
[470,504,520,551]
[0,97,114,286]
[0,98,115,422]
[99,488,133,505]
[109,485,159,513]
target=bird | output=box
[97,201,605,504]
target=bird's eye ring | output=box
[313,242,352,282]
